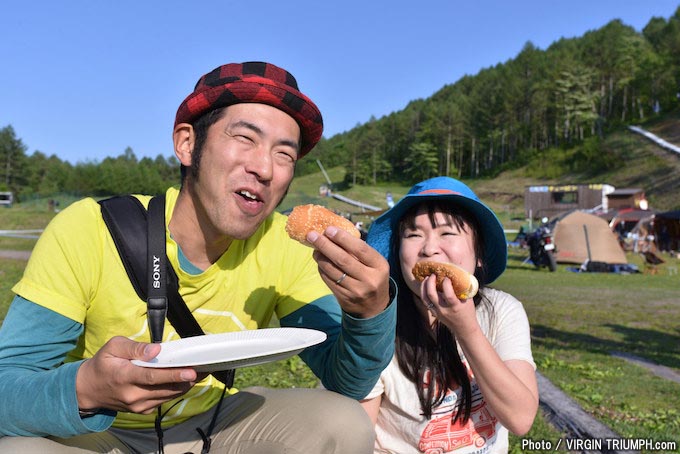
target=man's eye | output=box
[236,134,253,143]
[275,151,296,163]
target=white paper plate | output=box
[131,327,327,372]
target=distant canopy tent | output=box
[609,209,657,236]
[553,211,627,264]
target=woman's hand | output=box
[419,274,479,336]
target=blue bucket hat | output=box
[366,176,507,284]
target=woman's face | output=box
[398,206,479,299]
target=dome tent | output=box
[553,210,627,265]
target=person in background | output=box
[361,176,537,453]
[0,61,395,453]
[386,192,395,208]
[658,223,670,253]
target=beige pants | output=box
[0,387,375,454]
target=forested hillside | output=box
[470,113,680,213]
[2,7,680,203]
[298,7,680,185]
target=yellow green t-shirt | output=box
[12,186,332,429]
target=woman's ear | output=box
[475,259,485,281]
[173,123,195,167]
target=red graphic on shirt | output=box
[418,400,497,453]
[417,365,498,453]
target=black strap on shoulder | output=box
[100,195,148,300]
[146,196,169,343]
[99,194,234,388]
[146,195,204,339]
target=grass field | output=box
[499,250,680,450]
[1,186,679,453]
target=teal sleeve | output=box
[279,278,397,400]
[0,297,115,437]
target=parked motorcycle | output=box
[527,219,557,272]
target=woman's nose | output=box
[420,239,440,257]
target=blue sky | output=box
[1,1,678,164]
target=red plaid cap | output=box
[175,62,323,157]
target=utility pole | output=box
[316,159,332,186]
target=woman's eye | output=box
[439,226,461,236]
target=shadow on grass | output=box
[505,250,554,272]
[532,324,680,370]
[506,263,545,272]
[505,252,532,270]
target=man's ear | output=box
[173,123,195,167]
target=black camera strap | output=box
[99,194,235,388]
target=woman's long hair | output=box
[391,201,493,424]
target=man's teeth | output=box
[239,190,257,200]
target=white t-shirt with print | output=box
[364,288,535,454]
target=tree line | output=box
[0,126,179,201]
[3,8,680,201]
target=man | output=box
[0,61,396,453]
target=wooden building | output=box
[605,188,646,211]
[524,184,615,220]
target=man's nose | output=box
[245,146,273,181]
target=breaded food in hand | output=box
[285,204,360,247]
[412,261,479,299]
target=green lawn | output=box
[500,249,680,452]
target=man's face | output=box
[188,103,300,240]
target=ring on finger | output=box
[335,272,347,285]
[426,302,435,310]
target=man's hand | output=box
[75,336,200,414]
[307,226,390,318]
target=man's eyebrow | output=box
[229,120,262,135]
[229,120,300,151]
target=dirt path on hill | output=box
[610,351,680,384]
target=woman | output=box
[363,176,538,454]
